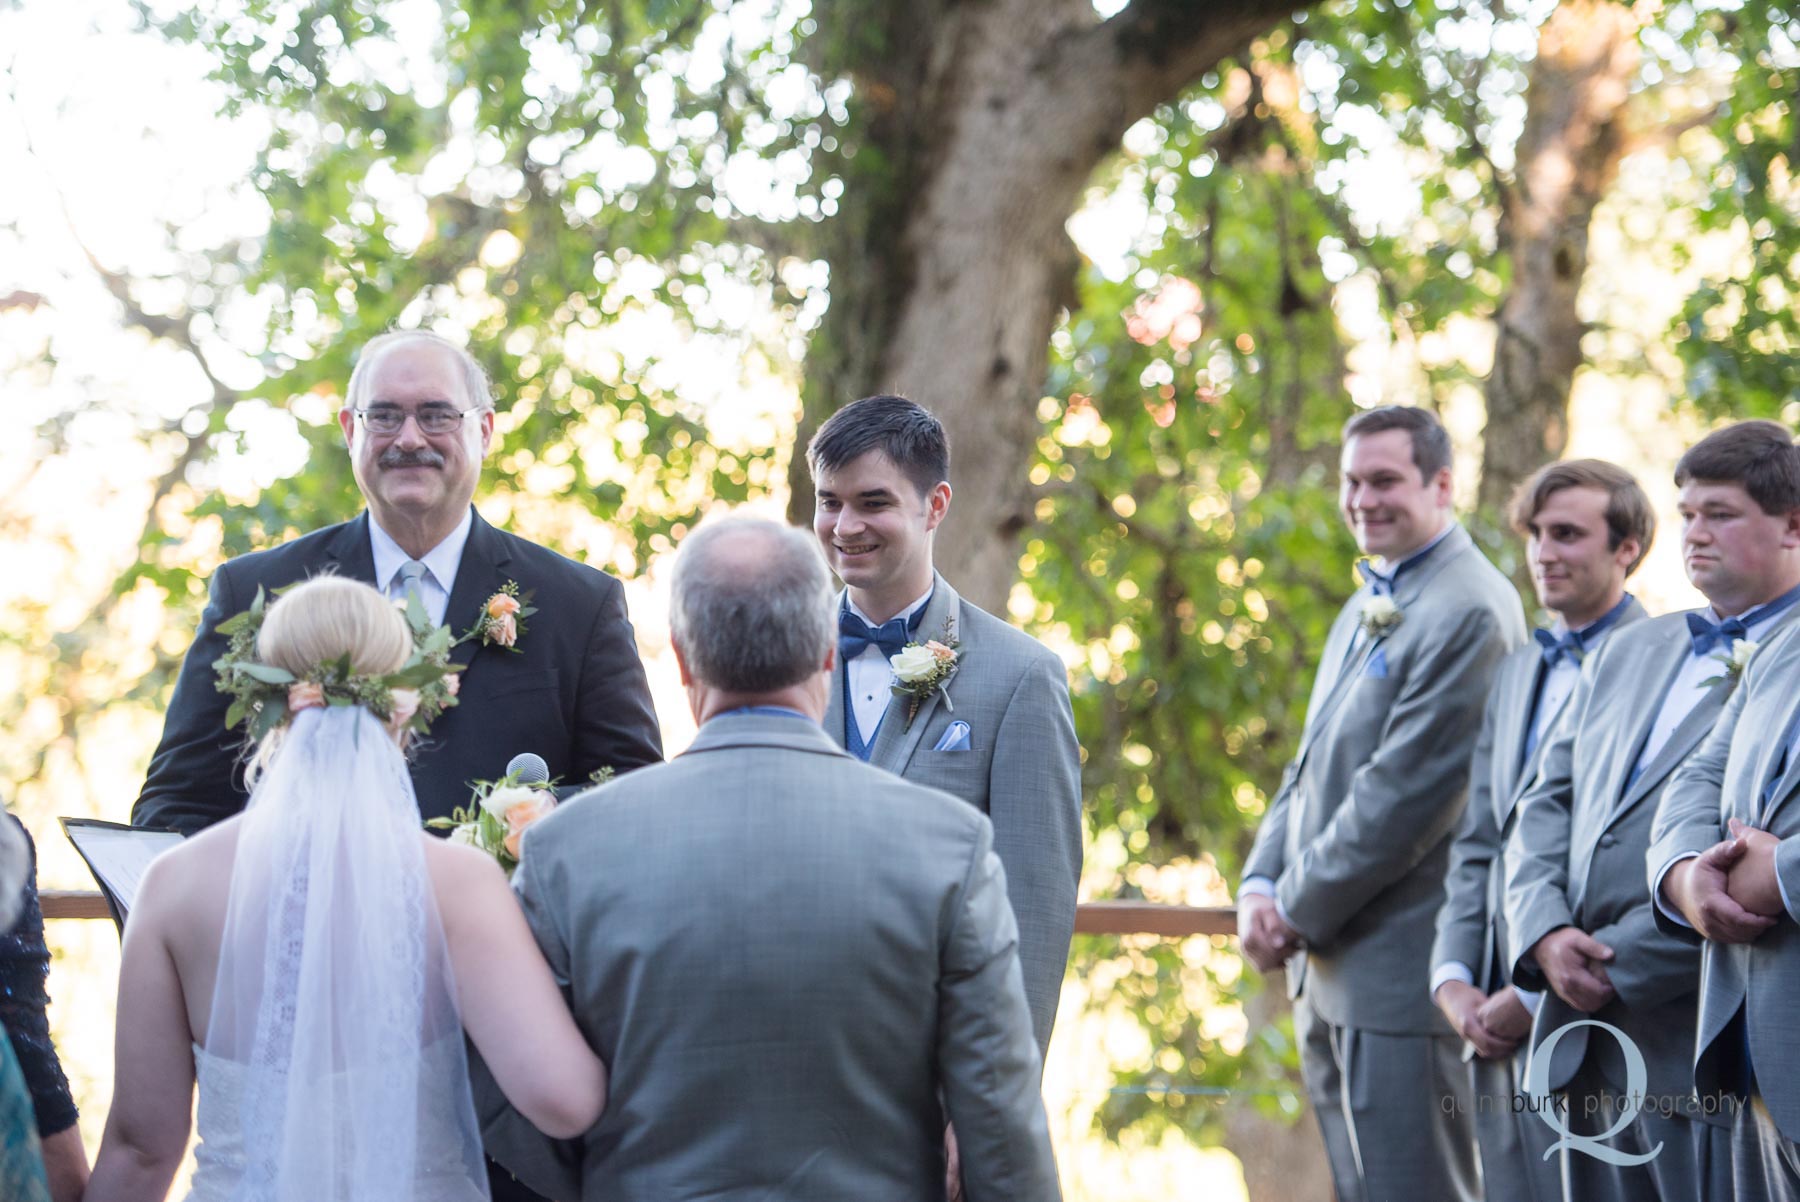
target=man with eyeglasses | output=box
[133,330,664,840]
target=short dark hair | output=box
[806,394,950,498]
[1342,405,1452,481]
[1509,459,1655,576]
[1675,420,1800,515]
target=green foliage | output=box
[18,0,1798,1168]
[131,0,839,578]
[1672,3,1800,420]
[1039,42,1366,1141]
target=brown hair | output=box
[1508,459,1655,576]
[1674,420,1800,515]
[1342,405,1452,480]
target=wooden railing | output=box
[42,889,1239,935]
[42,891,112,921]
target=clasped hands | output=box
[1435,982,1532,1060]
[1662,819,1786,945]
[1237,893,1303,973]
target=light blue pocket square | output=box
[1363,647,1389,679]
[933,720,972,752]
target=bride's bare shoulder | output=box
[133,817,243,932]
[420,835,510,905]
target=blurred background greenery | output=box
[3,0,1796,1195]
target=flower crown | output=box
[213,585,465,741]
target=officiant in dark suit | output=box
[132,329,664,834]
[134,330,661,1202]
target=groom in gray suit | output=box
[475,517,1060,1202]
[1239,404,1525,1202]
[807,395,1082,1060]
[1651,425,1800,1201]
[1507,421,1800,1201]
[1433,459,1653,1202]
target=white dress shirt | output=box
[845,587,933,745]
[369,509,473,628]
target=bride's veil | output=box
[204,704,490,1201]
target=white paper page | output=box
[64,823,184,917]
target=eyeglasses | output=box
[351,404,485,436]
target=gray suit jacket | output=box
[1434,598,1650,1001]
[474,714,1061,1202]
[1650,618,1800,1141]
[825,574,1082,1057]
[1244,525,1527,1033]
[1506,605,1800,1116]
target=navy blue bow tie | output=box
[839,611,912,663]
[1534,628,1584,668]
[1686,612,1750,658]
[1357,559,1398,597]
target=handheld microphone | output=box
[505,752,551,787]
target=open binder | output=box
[60,818,184,930]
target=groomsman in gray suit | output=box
[475,517,1061,1202]
[1239,405,1526,1202]
[1433,460,1653,1202]
[807,395,1082,1060]
[1650,426,1800,1201]
[1507,421,1800,1201]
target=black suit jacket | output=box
[133,509,663,833]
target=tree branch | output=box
[1064,0,1326,133]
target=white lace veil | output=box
[205,705,489,1202]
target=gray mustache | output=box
[378,449,446,470]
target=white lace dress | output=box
[186,1041,490,1202]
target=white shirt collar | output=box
[369,508,474,594]
[847,585,934,628]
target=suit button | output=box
[1598,834,1617,849]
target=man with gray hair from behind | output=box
[474,515,1061,1202]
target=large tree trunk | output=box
[1479,0,1642,517]
[795,0,1322,612]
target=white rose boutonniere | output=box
[1359,595,1403,639]
[1702,637,1759,688]
[889,621,961,731]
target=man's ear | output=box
[338,407,356,449]
[1615,536,1643,575]
[475,408,495,457]
[924,481,952,532]
[1783,506,1800,549]
[1432,466,1454,508]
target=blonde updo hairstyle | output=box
[245,575,412,785]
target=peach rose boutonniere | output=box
[888,619,961,731]
[462,580,536,652]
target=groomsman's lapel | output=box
[321,512,378,585]
[1495,657,1549,824]
[1610,658,1726,828]
[823,646,848,747]
[441,510,514,687]
[1296,526,1473,769]
[1296,616,1381,767]
[871,574,962,775]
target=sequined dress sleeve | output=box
[0,818,77,1137]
